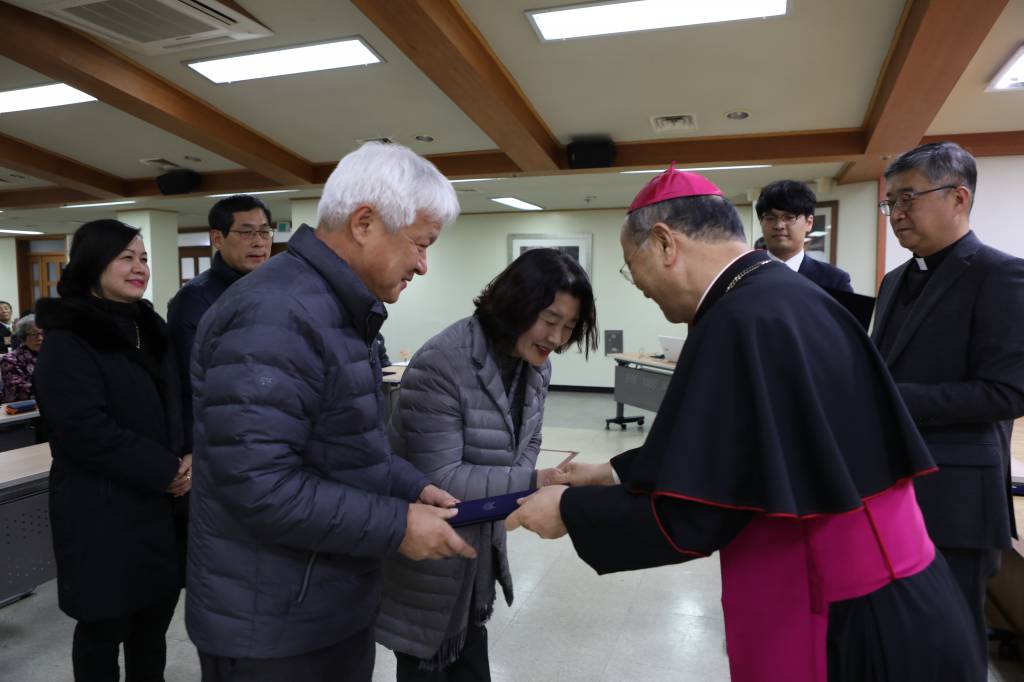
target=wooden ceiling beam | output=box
[0,2,316,186]
[0,187,95,210]
[10,126,1023,211]
[613,130,866,169]
[839,0,1009,184]
[0,132,125,199]
[352,0,562,173]
[920,131,1024,157]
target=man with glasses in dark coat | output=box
[873,141,1024,671]
[167,194,274,453]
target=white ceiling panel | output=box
[0,99,243,177]
[458,0,904,142]
[104,0,496,161]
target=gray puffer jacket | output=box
[375,316,550,665]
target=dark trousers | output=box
[72,590,180,682]
[394,622,490,682]
[941,547,1001,658]
[198,627,375,682]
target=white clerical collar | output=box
[767,249,804,273]
[913,257,928,271]
[695,251,754,317]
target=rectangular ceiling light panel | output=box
[529,0,787,41]
[0,83,96,114]
[987,44,1024,92]
[491,197,543,211]
[188,38,381,83]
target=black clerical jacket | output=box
[872,231,1024,550]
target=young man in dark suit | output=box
[756,180,853,292]
[873,141,1024,668]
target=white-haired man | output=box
[186,143,475,681]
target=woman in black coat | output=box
[34,219,192,682]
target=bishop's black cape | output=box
[560,251,984,681]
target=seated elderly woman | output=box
[1,314,43,402]
[376,248,598,681]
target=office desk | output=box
[985,420,1024,652]
[0,403,41,453]
[0,443,55,607]
[606,353,676,430]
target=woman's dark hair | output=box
[474,248,599,358]
[57,219,141,298]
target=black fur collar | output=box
[36,296,167,357]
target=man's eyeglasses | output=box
[878,185,958,216]
[759,212,801,226]
[229,229,274,241]
[619,237,649,285]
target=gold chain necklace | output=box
[725,259,772,293]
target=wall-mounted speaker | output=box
[567,138,616,169]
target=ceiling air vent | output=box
[650,114,698,134]
[7,0,272,55]
[355,136,395,145]
[140,157,182,172]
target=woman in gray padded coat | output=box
[377,248,598,681]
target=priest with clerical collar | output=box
[507,165,984,681]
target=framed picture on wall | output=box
[507,233,593,277]
[806,200,839,265]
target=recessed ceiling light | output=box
[725,110,751,120]
[491,197,543,211]
[0,83,96,114]
[62,200,137,208]
[528,0,787,41]
[987,44,1024,91]
[620,164,772,174]
[0,228,44,235]
[415,135,435,142]
[188,38,382,84]
[205,189,299,198]
[450,178,503,184]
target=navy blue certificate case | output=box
[449,489,537,528]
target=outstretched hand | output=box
[505,485,568,539]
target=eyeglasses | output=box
[25,330,43,339]
[228,229,274,241]
[759,212,801,226]
[879,185,958,216]
[619,237,649,285]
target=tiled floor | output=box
[1,392,1022,681]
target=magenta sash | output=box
[717,479,934,682]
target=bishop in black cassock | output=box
[506,166,983,682]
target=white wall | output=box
[0,239,18,315]
[385,186,884,388]
[817,180,880,295]
[884,155,1024,272]
[118,209,179,318]
[385,209,681,388]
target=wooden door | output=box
[29,254,65,308]
[179,246,212,287]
